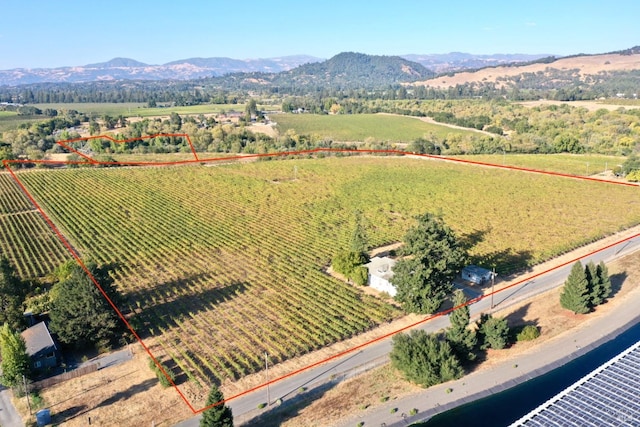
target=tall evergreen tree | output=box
[477,314,510,350]
[0,257,27,331]
[349,211,369,255]
[391,213,467,314]
[560,261,591,314]
[0,323,30,387]
[200,384,233,427]
[445,290,476,361]
[585,261,603,306]
[595,261,612,304]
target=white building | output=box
[365,256,397,296]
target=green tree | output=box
[560,261,591,314]
[49,261,121,350]
[0,257,27,331]
[200,384,233,427]
[477,314,510,350]
[349,211,369,254]
[595,261,612,305]
[0,323,30,387]
[445,290,476,361]
[391,213,467,314]
[585,261,602,306]
[390,329,463,388]
[102,114,117,130]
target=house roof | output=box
[20,321,57,358]
[462,265,492,277]
[365,256,396,280]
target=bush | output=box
[148,358,176,388]
[352,265,369,286]
[410,408,418,416]
[516,325,540,341]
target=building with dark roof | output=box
[20,321,60,372]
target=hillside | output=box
[414,51,640,90]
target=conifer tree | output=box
[596,261,612,304]
[585,261,603,306]
[560,261,591,314]
[200,384,233,427]
[445,290,476,361]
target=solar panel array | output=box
[511,340,640,426]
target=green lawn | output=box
[274,113,476,142]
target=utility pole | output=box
[490,267,496,309]
[23,374,31,415]
[264,352,270,405]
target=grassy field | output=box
[453,153,627,176]
[6,155,640,406]
[273,113,475,142]
[0,112,44,131]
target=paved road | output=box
[175,233,640,426]
[0,385,23,427]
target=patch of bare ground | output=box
[271,236,640,427]
[248,122,278,138]
[414,53,640,89]
[18,350,192,427]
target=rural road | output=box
[174,233,640,427]
[0,385,23,427]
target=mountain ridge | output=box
[0,52,550,86]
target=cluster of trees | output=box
[391,289,511,387]
[560,260,612,314]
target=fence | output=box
[33,364,98,389]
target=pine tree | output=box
[585,261,604,306]
[477,314,510,350]
[445,290,476,361]
[596,261,612,304]
[560,261,591,314]
[200,384,233,427]
[0,323,30,387]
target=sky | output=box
[0,0,638,69]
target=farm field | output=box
[0,174,71,277]
[273,113,475,142]
[6,155,640,407]
[451,153,627,176]
[31,103,264,118]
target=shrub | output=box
[516,325,540,341]
[410,408,418,416]
[148,358,176,388]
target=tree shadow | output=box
[50,405,88,424]
[459,228,534,278]
[127,278,249,341]
[94,378,157,410]
[162,355,189,386]
[459,228,490,253]
[248,380,338,426]
[609,272,627,298]
[471,248,534,281]
[503,302,540,341]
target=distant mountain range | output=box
[0,53,551,86]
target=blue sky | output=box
[0,0,638,69]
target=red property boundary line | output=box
[1,134,639,414]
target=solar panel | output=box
[511,340,640,426]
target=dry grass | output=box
[24,351,192,427]
[415,53,640,88]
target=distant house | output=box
[365,256,397,296]
[461,265,494,285]
[20,322,61,372]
